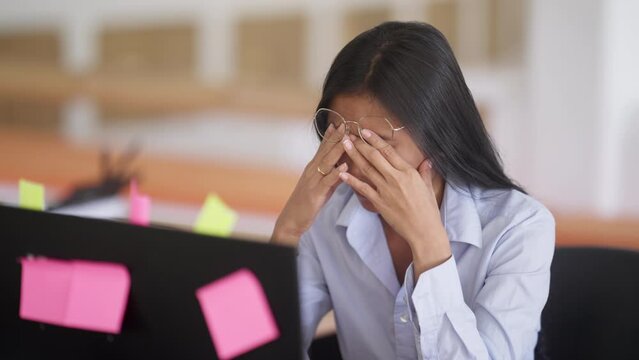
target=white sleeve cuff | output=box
[411,255,465,319]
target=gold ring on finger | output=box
[317,166,329,176]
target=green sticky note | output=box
[19,179,45,211]
[194,194,238,237]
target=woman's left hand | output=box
[339,129,451,273]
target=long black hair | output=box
[315,21,525,194]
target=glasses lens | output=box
[358,116,394,140]
[314,109,345,139]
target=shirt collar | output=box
[440,181,483,248]
[336,190,401,295]
[336,190,360,228]
[336,181,483,248]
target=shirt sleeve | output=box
[404,210,555,359]
[297,231,333,358]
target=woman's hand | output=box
[338,129,451,273]
[271,123,348,246]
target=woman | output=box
[272,21,554,359]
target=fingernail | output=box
[339,172,348,181]
[338,162,348,171]
[326,123,334,134]
[338,123,345,132]
[361,129,372,138]
[343,138,353,150]
[349,134,357,141]
[427,160,433,169]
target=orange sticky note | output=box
[196,268,279,359]
[19,258,130,334]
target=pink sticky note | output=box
[196,268,279,360]
[19,258,130,334]
[129,179,151,226]
[130,195,151,226]
[19,258,73,324]
[65,261,130,333]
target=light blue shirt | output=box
[297,181,555,359]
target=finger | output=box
[360,129,411,171]
[417,159,434,185]
[324,122,335,140]
[350,135,397,179]
[338,171,381,205]
[342,136,385,186]
[317,123,346,158]
[320,162,348,188]
[316,133,347,176]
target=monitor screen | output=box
[0,205,301,360]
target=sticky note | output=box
[129,179,151,226]
[64,261,131,333]
[19,258,72,324]
[19,179,45,211]
[20,258,130,334]
[194,194,237,237]
[196,268,279,360]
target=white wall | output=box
[527,0,602,213]
[526,0,639,217]
[600,0,639,217]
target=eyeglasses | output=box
[313,108,405,145]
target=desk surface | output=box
[0,128,299,214]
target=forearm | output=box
[270,220,303,246]
[270,231,299,246]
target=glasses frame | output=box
[313,107,405,145]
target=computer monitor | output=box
[0,205,301,359]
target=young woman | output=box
[272,21,554,359]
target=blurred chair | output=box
[539,247,639,360]
[309,335,342,360]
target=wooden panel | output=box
[0,63,67,129]
[99,24,195,77]
[343,7,391,44]
[0,30,60,66]
[488,0,525,64]
[0,99,61,130]
[237,14,306,87]
[426,1,459,53]
[0,63,316,123]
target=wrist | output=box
[271,220,305,246]
[409,227,451,275]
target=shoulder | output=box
[465,185,555,272]
[469,185,555,232]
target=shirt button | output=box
[399,314,409,323]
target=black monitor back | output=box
[0,205,301,360]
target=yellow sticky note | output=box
[194,194,238,237]
[19,179,45,211]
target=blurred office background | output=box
[0,0,637,248]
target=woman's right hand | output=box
[271,123,347,246]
